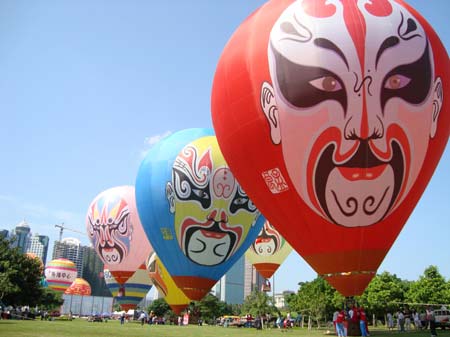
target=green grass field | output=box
[1,319,449,337]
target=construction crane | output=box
[55,223,86,242]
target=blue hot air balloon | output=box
[136,128,264,300]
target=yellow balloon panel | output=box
[147,253,190,314]
[245,220,292,279]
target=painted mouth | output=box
[314,140,404,226]
[184,221,236,266]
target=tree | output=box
[241,289,276,318]
[358,271,406,320]
[286,277,337,327]
[147,298,171,317]
[406,266,450,305]
[0,237,44,306]
[193,294,231,324]
[39,288,64,310]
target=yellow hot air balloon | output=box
[245,220,292,281]
[65,278,92,296]
[147,252,190,315]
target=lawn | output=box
[1,319,449,337]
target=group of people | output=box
[332,305,439,337]
[387,307,438,337]
[333,306,369,337]
[276,312,293,330]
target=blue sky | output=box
[0,0,448,294]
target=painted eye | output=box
[384,74,411,89]
[309,76,342,92]
[190,238,206,253]
[193,189,209,199]
[233,197,247,205]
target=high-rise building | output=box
[81,246,110,297]
[211,255,269,305]
[52,237,84,278]
[213,255,245,304]
[244,257,266,299]
[0,229,9,239]
[26,233,49,264]
[10,220,31,253]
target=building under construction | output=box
[52,237,110,297]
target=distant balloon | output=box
[211,0,449,296]
[245,220,292,279]
[104,264,152,311]
[65,278,92,296]
[25,252,44,273]
[44,258,78,293]
[136,128,265,300]
[147,252,190,315]
[86,185,152,284]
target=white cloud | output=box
[140,130,172,158]
[144,130,172,147]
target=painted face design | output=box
[251,221,282,256]
[87,195,132,264]
[262,0,443,227]
[166,137,259,266]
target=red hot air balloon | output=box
[211,0,449,296]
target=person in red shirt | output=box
[359,308,368,337]
[336,310,346,337]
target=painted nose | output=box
[207,209,228,223]
[344,97,383,140]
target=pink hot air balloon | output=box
[86,185,152,285]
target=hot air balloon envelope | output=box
[25,252,44,273]
[245,220,292,279]
[86,185,152,285]
[65,278,92,296]
[147,253,190,315]
[44,258,78,293]
[104,264,152,311]
[136,128,265,300]
[211,0,449,296]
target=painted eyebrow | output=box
[314,38,349,70]
[375,36,400,69]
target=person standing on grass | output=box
[427,307,437,337]
[139,311,146,326]
[336,310,346,337]
[413,310,422,330]
[387,311,394,331]
[333,310,339,335]
[359,308,368,337]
